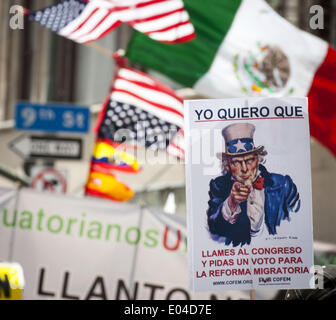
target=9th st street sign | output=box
[9,135,83,160]
[15,102,90,134]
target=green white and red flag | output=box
[126,0,336,156]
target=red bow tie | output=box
[253,176,264,190]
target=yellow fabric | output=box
[86,171,134,202]
[0,264,24,300]
[93,141,141,172]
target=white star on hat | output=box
[233,139,246,152]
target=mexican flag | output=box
[126,0,336,156]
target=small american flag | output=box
[96,66,185,157]
[29,0,195,44]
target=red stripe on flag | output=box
[69,7,100,35]
[169,141,184,154]
[146,19,191,35]
[105,0,169,12]
[119,67,184,103]
[83,20,122,43]
[135,0,171,9]
[78,11,119,40]
[160,32,195,43]
[130,7,185,24]
[115,75,184,105]
[308,45,336,157]
[112,88,184,119]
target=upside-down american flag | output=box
[29,0,195,44]
[95,65,185,158]
[86,64,185,202]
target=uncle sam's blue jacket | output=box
[207,165,300,247]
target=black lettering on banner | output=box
[37,268,55,297]
[144,283,165,300]
[85,276,107,300]
[115,279,139,300]
[61,271,79,300]
[0,274,10,298]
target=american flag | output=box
[167,129,184,159]
[96,66,185,156]
[29,0,195,44]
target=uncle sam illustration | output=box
[207,123,300,247]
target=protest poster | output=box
[184,97,314,291]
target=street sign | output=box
[9,135,83,160]
[15,102,90,133]
[30,167,67,194]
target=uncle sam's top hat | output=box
[216,123,264,159]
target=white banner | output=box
[184,97,314,291]
[0,188,275,300]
